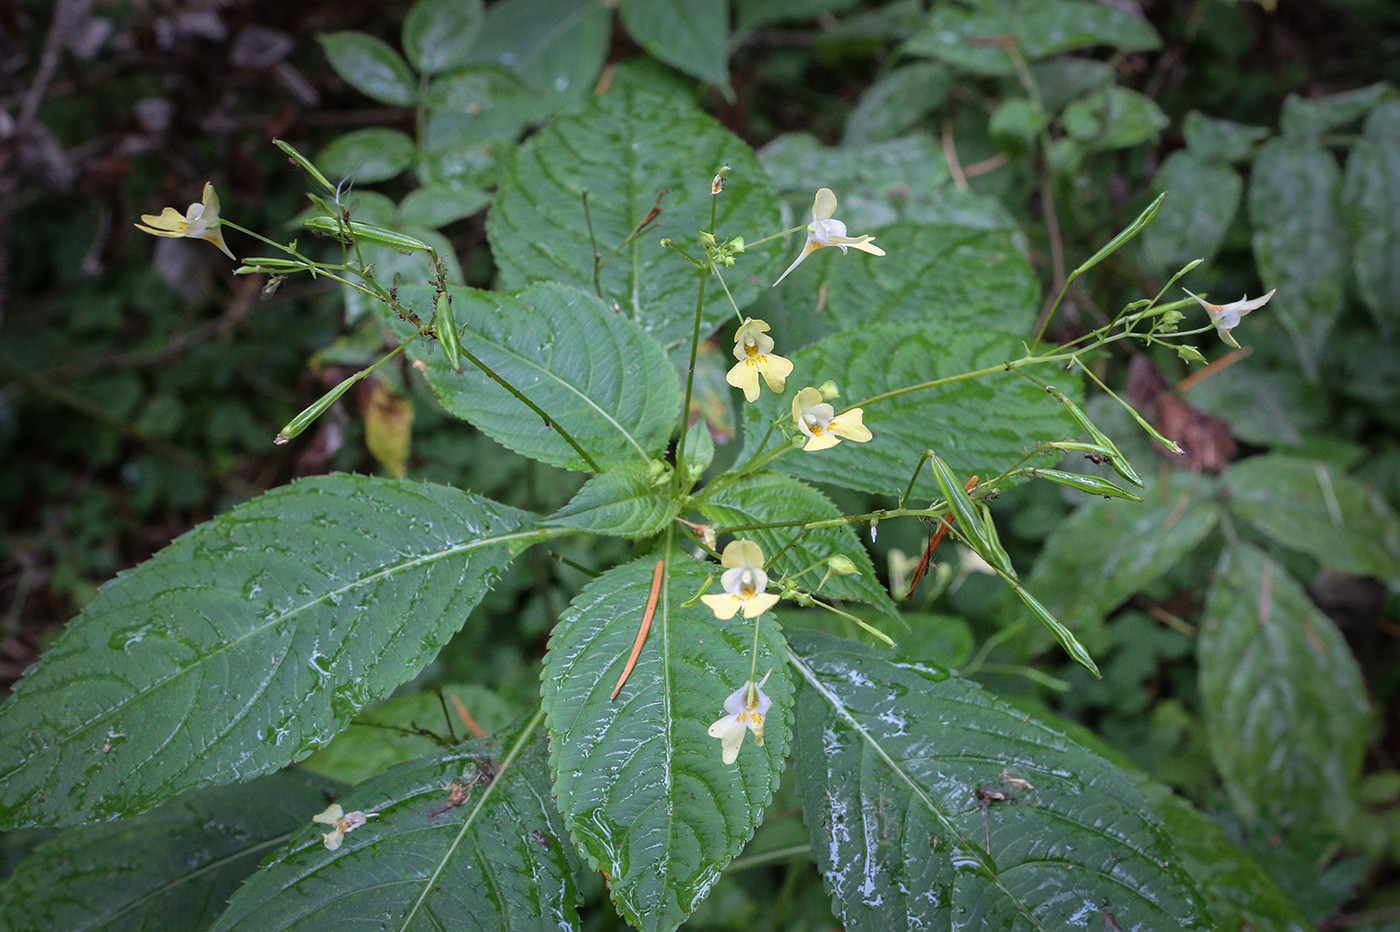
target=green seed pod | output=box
[274,139,336,194]
[435,291,462,373]
[1029,468,1143,502]
[302,216,431,253]
[274,371,363,445]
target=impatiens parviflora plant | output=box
[1,121,1259,932]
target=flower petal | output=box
[312,804,344,825]
[758,354,793,393]
[732,539,766,570]
[741,591,780,618]
[771,239,819,287]
[701,592,743,619]
[803,433,841,452]
[812,188,837,222]
[831,408,872,442]
[726,360,762,403]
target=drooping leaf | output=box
[0,476,534,829]
[1248,136,1348,378]
[904,0,1160,76]
[544,463,680,538]
[212,725,582,932]
[318,31,418,107]
[1223,453,1400,581]
[789,631,1208,932]
[542,556,792,932]
[0,771,342,932]
[738,320,1078,499]
[843,63,953,146]
[1342,100,1400,337]
[697,471,900,624]
[1144,150,1242,272]
[402,0,485,75]
[619,0,730,89]
[462,0,610,100]
[489,87,782,348]
[318,128,415,185]
[400,282,682,472]
[1199,544,1371,844]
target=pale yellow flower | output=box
[772,187,886,286]
[1183,288,1275,349]
[701,540,780,620]
[726,318,794,402]
[134,182,236,259]
[312,803,378,851]
[791,386,872,451]
[707,676,773,764]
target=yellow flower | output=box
[707,675,773,764]
[791,386,872,451]
[312,802,379,851]
[726,318,793,403]
[134,182,236,259]
[701,540,780,620]
[1183,288,1275,349]
[772,187,886,287]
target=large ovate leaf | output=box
[212,725,581,932]
[1182,111,1270,165]
[843,63,953,145]
[544,463,680,537]
[318,128,415,185]
[738,320,1078,498]
[403,282,682,472]
[1144,150,1242,272]
[1199,544,1371,843]
[403,0,484,75]
[0,475,534,829]
[318,31,417,106]
[1021,471,1220,635]
[1223,453,1400,581]
[489,86,782,348]
[619,0,730,89]
[542,556,792,932]
[1279,83,1393,139]
[1249,137,1347,378]
[462,0,610,99]
[697,471,900,624]
[0,771,344,932]
[1342,100,1400,337]
[789,631,1208,931]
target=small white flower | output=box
[312,803,379,850]
[772,188,885,286]
[134,182,236,259]
[701,540,780,620]
[1183,288,1275,349]
[726,318,794,403]
[791,386,872,451]
[707,676,773,764]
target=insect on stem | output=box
[611,560,665,700]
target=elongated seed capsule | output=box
[301,216,431,252]
[274,139,336,194]
[1045,386,1144,487]
[274,371,364,445]
[1027,468,1143,502]
[435,291,462,373]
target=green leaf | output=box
[904,0,1159,76]
[403,0,484,74]
[0,771,343,932]
[1342,100,1400,337]
[0,475,533,829]
[542,557,792,932]
[1199,543,1371,841]
[1144,151,1242,272]
[739,321,1078,499]
[697,472,900,624]
[1223,453,1400,581]
[318,31,418,107]
[489,86,783,349]
[402,282,682,472]
[734,0,861,31]
[1021,471,1219,635]
[544,463,680,538]
[1279,82,1393,139]
[1061,86,1168,151]
[1248,136,1347,377]
[396,183,491,230]
[463,0,610,99]
[619,0,730,89]
[212,726,582,932]
[318,128,415,185]
[424,68,550,151]
[1181,363,1327,449]
[843,63,953,146]
[1182,111,1270,164]
[788,631,1208,931]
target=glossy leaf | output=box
[489,86,782,348]
[0,475,534,829]
[462,0,609,99]
[213,727,581,932]
[1199,543,1371,839]
[1342,100,1400,337]
[317,128,415,185]
[544,463,680,538]
[1223,453,1400,581]
[619,0,730,88]
[542,557,792,932]
[697,471,900,623]
[1021,471,1219,635]
[318,31,417,107]
[739,321,1078,499]
[396,183,491,230]
[1249,136,1347,377]
[403,282,682,472]
[1144,150,1242,272]
[0,771,342,932]
[789,631,1208,932]
[403,0,484,74]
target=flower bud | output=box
[817,380,840,401]
[827,554,859,576]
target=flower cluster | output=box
[312,803,379,850]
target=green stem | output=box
[725,844,813,872]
